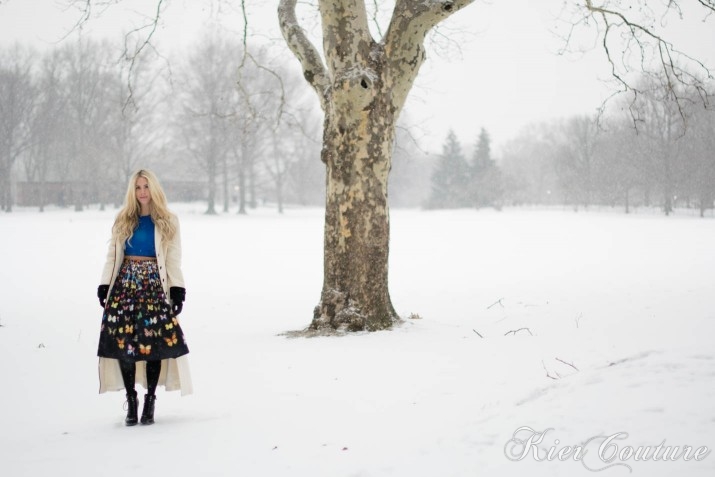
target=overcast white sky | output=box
[1,0,713,153]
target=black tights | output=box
[119,360,162,396]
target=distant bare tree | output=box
[229,105,260,215]
[58,39,117,211]
[591,121,644,213]
[24,49,66,212]
[108,52,165,189]
[634,76,689,215]
[283,107,324,207]
[0,45,36,212]
[260,70,315,214]
[387,119,432,208]
[499,124,563,206]
[678,92,715,216]
[176,33,241,215]
[554,115,599,210]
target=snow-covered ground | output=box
[1,205,713,477]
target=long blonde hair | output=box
[112,169,176,243]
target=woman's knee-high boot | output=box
[125,390,139,426]
[140,394,156,425]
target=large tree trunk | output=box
[279,0,473,332]
[313,101,398,331]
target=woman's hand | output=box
[170,287,186,315]
[97,285,110,308]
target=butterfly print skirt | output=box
[97,258,189,362]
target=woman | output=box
[96,169,192,426]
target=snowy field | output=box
[1,204,714,477]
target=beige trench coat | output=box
[98,214,192,396]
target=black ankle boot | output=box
[140,394,156,425]
[125,390,139,426]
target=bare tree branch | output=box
[62,1,167,112]
[278,0,330,110]
[371,0,383,38]
[121,0,165,111]
[65,0,94,35]
[542,360,558,380]
[555,357,579,371]
[240,0,249,50]
[63,1,121,38]
[487,298,504,309]
[237,50,287,130]
[383,0,475,114]
[394,123,430,156]
[504,327,533,336]
[695,0,715,14]
[574,0,714,126]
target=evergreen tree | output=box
[427,130,470,208]
[470,127,503,209]
[473,127,492,174]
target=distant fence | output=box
[15,181,208,207]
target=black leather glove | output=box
[170,287,186,315]
[97,285,110,308]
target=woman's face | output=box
[135,176,152,211]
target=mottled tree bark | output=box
[315,90,397,331]
[279,0,474,331]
